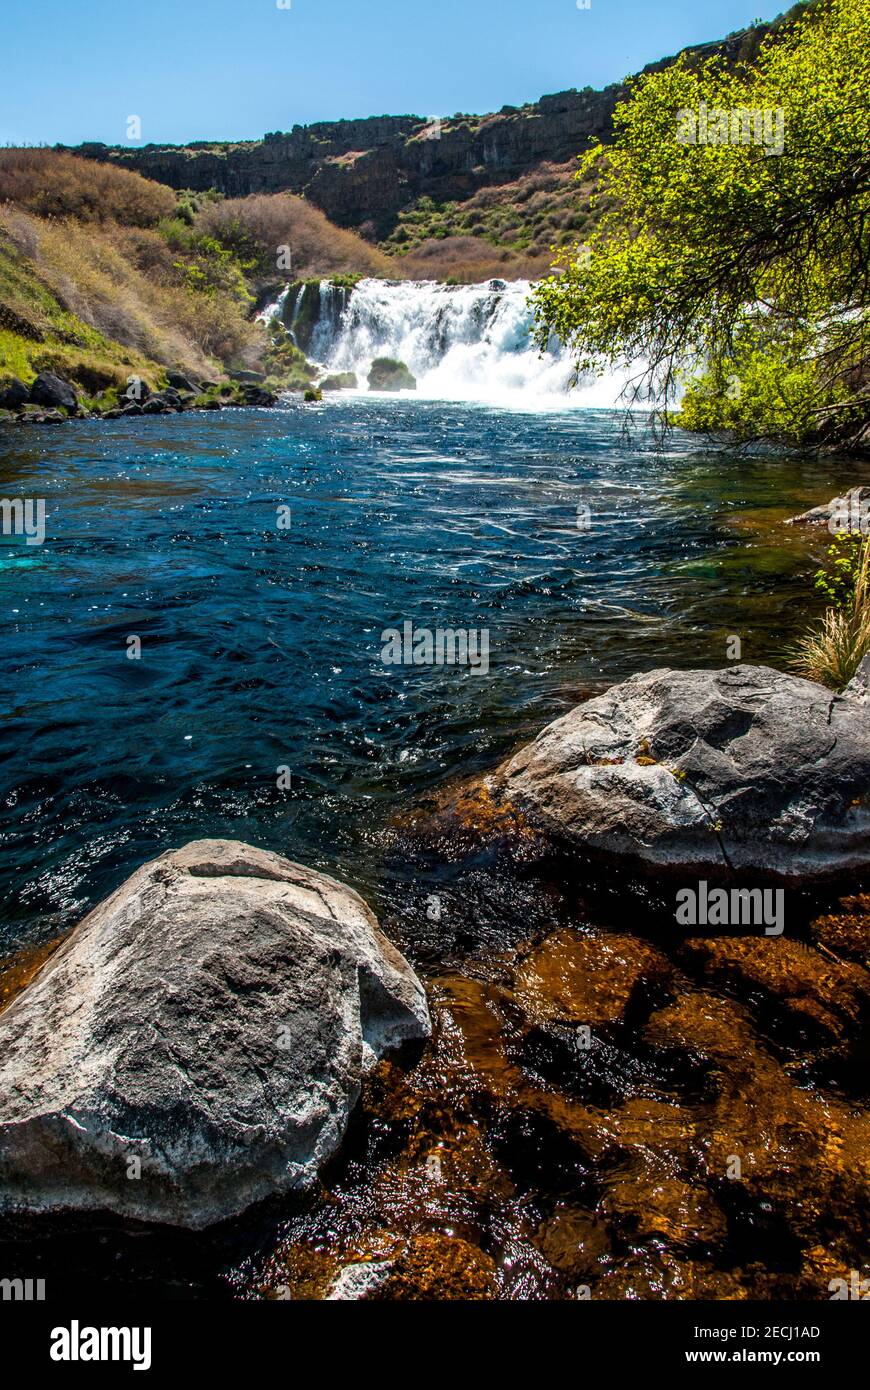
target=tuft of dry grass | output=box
[197,193,397,280]
[790,538,870,690]
[0,148,177,227]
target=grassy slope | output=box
[0,153,391,402]
[388,164,609,282]
[0,222,169,404]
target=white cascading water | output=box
[261,278,641,407]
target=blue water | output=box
[0,399,843,951]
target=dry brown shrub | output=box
[0,149,176,227]
[0,206,260,375]
[198,193,398,279]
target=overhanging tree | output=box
[533,0,870,447]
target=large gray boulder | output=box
[0,840,429,1229]
[491,665,870,879]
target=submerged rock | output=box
[593,1251,748,1301]
[533,1207,610,1277]
[644,987,870,1253]
[328,1232,498,1301]
[0,839,429,1229]
[785,485,870,528]
[811,892,870,967]
[514,929,671,1030]
[491,664,870,880]
[601,1168,727,1250]
[680,935,870,1041]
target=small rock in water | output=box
[367,357,417,392]
[784,485,870,527]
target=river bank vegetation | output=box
[533,0,870,451]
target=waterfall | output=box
[288,282,309,348]
[257,284,289,324]
[259,278,642,406]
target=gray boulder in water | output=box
[491,665,870,880]
[367,357,417,391]
[0,840,429,1229]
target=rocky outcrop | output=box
[490,664,870,880]
[0,377,29,409]
[166,370,200,393]
[141,388,183,413]
[28,371,78,412]
[0,839,429,1229]
[368,357,416,391]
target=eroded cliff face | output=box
[72,90,620,236]
[69,23,782,236]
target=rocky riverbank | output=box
[0,368,286,426]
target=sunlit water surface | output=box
[0,399,851,949]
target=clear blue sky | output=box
[0,0,781,146]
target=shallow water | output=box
[1,401,867,1300]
